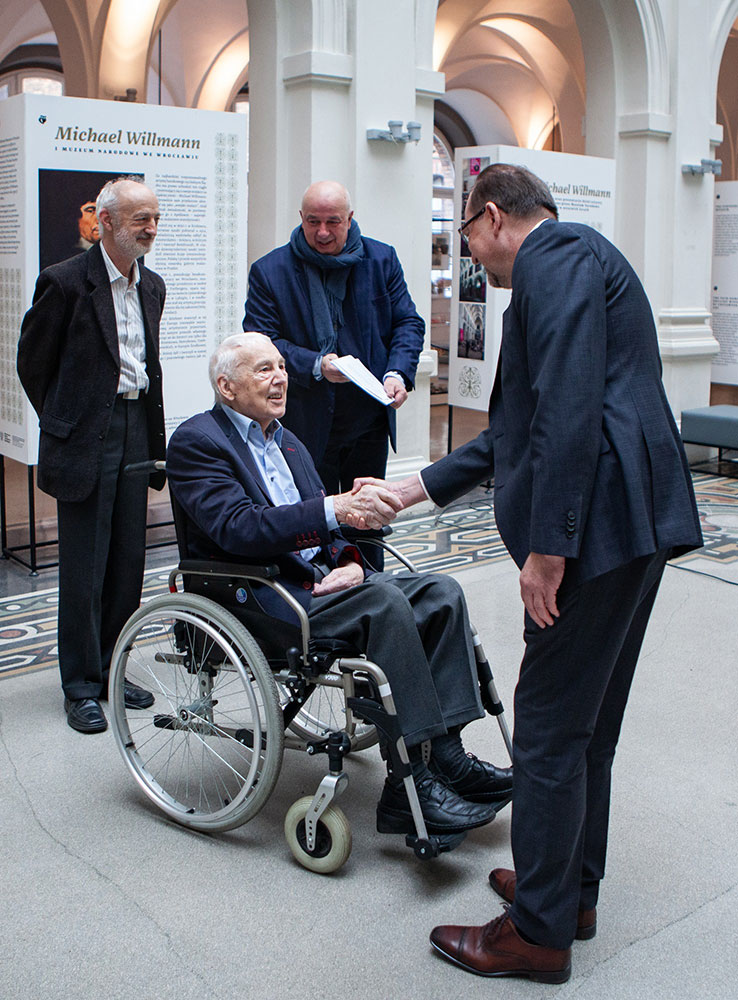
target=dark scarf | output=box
[289,219,364,354]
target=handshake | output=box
[333,478,402,530]
[332,474,425,531]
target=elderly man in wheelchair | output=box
[109,332,511,872]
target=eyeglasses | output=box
[457,205,486,245]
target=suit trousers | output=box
[56,395,149,699]
[318,385,389,571]
[508,549,669,949]
[308,571,484,746]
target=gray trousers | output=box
[308,571,484,746]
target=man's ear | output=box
[216,375,233,402]
[98,207,113,234]
[485,201,503,233]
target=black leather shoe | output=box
[64,697,108,734]
[377,766,497,835]
[100,681,155,710]
[430,733,513,804]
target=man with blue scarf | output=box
[243,181,425,534]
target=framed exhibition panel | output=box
[448,145,616,412]
[712,181,738,386]
[0,93,248,466]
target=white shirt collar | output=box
[100,240,140,287]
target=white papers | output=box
[331,355,393,405]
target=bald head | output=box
[301,181,351,215]
[300,180,353,254]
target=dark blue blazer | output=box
[166,405,364,622]
[423,221,703,583]
[243,236,425,462]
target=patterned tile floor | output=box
[1,474,736,682]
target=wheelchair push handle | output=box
[124,460,166,476]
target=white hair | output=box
[209,332,273,401]
[95,175,147,221]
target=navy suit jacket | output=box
[166,405,364,623]
[17,242,166,501]
[243,236,425,462]
[423,221,703,584]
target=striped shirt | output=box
[100,241,149,394]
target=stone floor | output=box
[0,556,735,999]
[1,402,736,998]
[0,468,736,999]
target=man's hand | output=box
[519,552,566,628]
[383,376,408,409]
[352,474,426,512]
[320,353,350,383]
[333,483,402,529]
[312,559,364,596]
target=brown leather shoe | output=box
[488,867,597,940]
[430,909,571,983]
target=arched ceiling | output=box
[149,0,248,108]
[716,23,738,180]
[1,0,249,108]
[1,1,54,65]
[2,0,731,167]
[4,0,584,139]
[434,0,586,152]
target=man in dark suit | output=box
[243,180,425,511]
[166,332,513,838]
[357,164,703,982]
[17,177,166,734]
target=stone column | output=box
[247,0,443,478]
[614,3,720,418]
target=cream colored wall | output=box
[5,0,738,427]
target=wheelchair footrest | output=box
[405,831,467,860]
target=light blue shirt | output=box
[221,406,338,562]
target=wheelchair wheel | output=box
[286,684,378,751]
[109,593,284,833]
[284,796,352,874]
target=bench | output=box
[680,405,738,465]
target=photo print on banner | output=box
[38,168,139,270]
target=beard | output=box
[112,226,154,261]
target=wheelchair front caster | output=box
[284,796,352,874]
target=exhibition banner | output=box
[0,93,247,465]
[449,145,616,411]
[711,181,738,385]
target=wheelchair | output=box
[108,461,512,874]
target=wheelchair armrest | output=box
[339,525,393,542]
[124,460,166,476]
[178,559,280,581]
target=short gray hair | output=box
[209,332,272,401]
[468,163,558,220]
[96,175,146,221]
